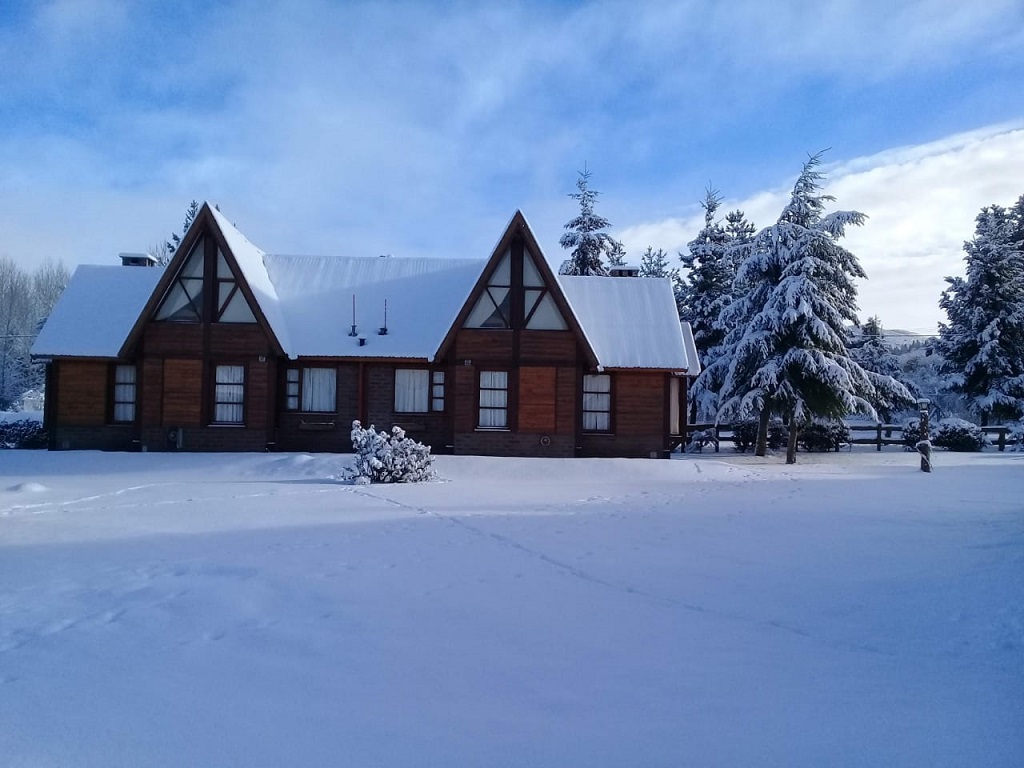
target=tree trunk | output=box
[755,407,769,457]
[786,414,799,464]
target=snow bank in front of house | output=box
[0,449,1021,768]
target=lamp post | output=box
[917,398,931,473]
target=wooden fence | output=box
[684,422,1011,453]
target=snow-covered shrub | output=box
[730,418,787,452]
[0,418,47,449]
[902,419,925,450]
[685,428,718,453]
[931,418,986,452]
[1006,421,1024,451]
[799,421,850,452]
[346,420,435,483]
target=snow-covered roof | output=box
[208,206,292,353]
[262,254,484,359]
[31,265,162,358]
[558,276,696,371]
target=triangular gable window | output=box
[465,250,512,329]
[214,249,256,323]
[523,251,567,330]
[155,239,257,324]
[463,246,569,331]
[156,238,205,322]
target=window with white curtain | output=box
[302,368,336,412]
[112,364,136,422]
[284,367,336,412]
[582,374,611,432]
[395,369,429,413]
[214,365,245,423]
[478,370,508,428]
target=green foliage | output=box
[931,418,986,452]
[0,418,46,449]
[798,420,850,452]
[730,418,787,452]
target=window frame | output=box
[478,369,510,429]
[582,373,612,433]
[284,366,338,413]
[110,363,138,424]
[212,363,246,425]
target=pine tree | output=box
[606,239,627,268]
[558,169,615,276]
[680,190,743,421]
[638,246,676,279]
[718,153,907,462]
[163,199,201,265]
[935,197,1024,424]
[850,316,917,422]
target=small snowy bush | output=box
[730,418,787,452]
[346,420,435,483]
[931,418,985,452]
[902,419,925,450]
[0,418,47,449]
[1007,421,1024,451]
[798,421,850,452]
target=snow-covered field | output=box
[1,448,1021,767]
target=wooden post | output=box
[918,399,931,473]
[876,422,882,452]
[998,428,1006,452]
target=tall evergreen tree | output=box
[850,316,917,422]
[681,190,743,421]
[719,153,907,462]
[558,169,615,276]
[935,197,1024,424]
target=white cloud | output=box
[619,125,1024,333]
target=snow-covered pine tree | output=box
[558,169,615,276]
[606,239,627,268]
[718,152,906,463]
[681,189,740,422]
[850,316,917,422]
[935,197,1024,424]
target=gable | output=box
[153,235,258,324]
[438,210,595,364]
[464,245,569,331]
[121,203,286,357]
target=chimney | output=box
[119,252,158,267]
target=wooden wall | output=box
[56,361,107,425]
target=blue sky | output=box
[1,0,1022,333]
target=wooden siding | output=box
[162,359,202,427]
[56,361,107,426]
[455,330,514,362]
[209,324,272,357]
[518,366,556,432]
[142,323,203,357]
[519,331,576,364]
[141,357,163,426]
[615,372,665,435]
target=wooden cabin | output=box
[32,203,700,458]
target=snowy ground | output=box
[1,448,1021,767]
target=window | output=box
[285,367,337,412]
[395,369,429,413]
[479,370,508,428]
[213,365,245,424]
[465,250,512,329]
[431,370,445,412]
[582,374,611,431]
[112,365,137,422]
[156,238,205,321]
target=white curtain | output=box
[479,371,508,427]
[214,365,244,423]
[395,369,429,413]
[302,368,337,412]
[113,365,136,422]
[583,374,610,431]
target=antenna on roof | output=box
[378,298,389,335]
[349,294,358,337]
